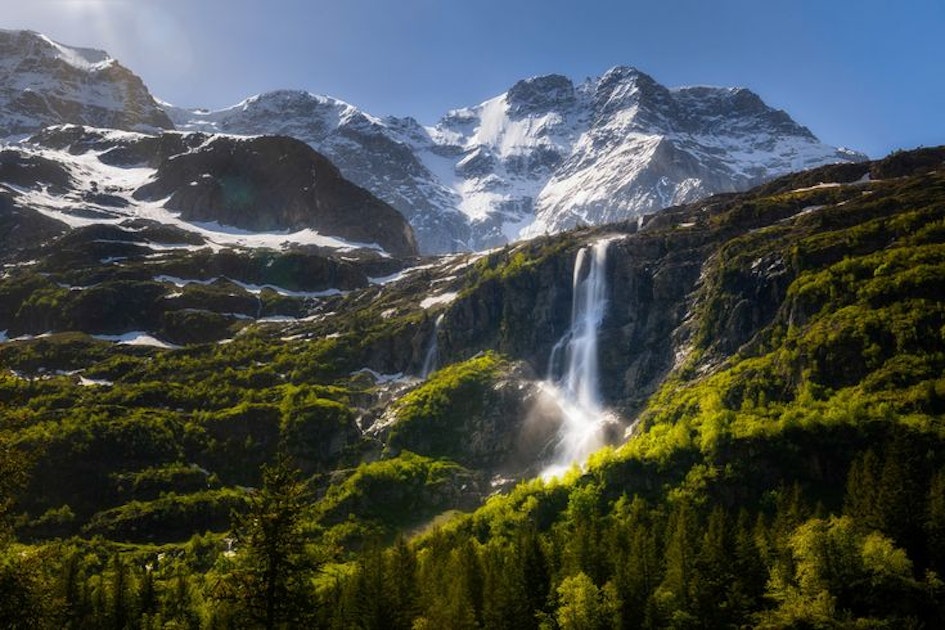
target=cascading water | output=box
[542,237,617,478]
[420,313,444,379]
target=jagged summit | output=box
[0,30,866,254]
[0,30,173,136]
[167,89,379,137]
[506,74,577,115]
[174,66,862,253]
[0,29,114,71]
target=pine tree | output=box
[348,542,387,630]
[0,546,54,629]
[654,499,698,626]
[728,508,766,621]
[689,507,730,627]
[219,452,317,629]
[608,496,659,630]
[383,536,420,630]
[108,552,134,630]
[480,541,529,630]
[60,547,90,628]
[161,569,201,629]
[875,434,928,556]
[926,468,945,573]
[0,437,29,542]
[518,525,551,625]
[843,449,881,528]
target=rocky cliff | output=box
[134,133,418,257]
[0,30,173,136]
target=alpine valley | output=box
[1,29,945,629]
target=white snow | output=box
[368,270,409,285]
[256,315,300,323]
[367,261,439,285]
[786,182,843,194]
[2,332,54,343]
[92,332,180,349]
[183,220,386,253]
[350,368,408,384]
[92,238,207,253]
[78,376,113,387]
[38,34,114,72]
[419,291,459,309]
[153,275,216,288]
[153,274,343,299]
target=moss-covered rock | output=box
[381,353,546,472]
[315,451,480,543]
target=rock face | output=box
[173,67,864,254]
[0,126,418,258]
[0,30,173,136]
[134,133,419,257]
[0,185,67,258]
[436,227,709,417]
[168,91,471,255]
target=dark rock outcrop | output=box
[436,226,710,417]
[134,134,419,257]
[0,190,68,260]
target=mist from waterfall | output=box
[541,237,618,479]
[420,313,444,379]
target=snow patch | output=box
[78,376,113,387]
[788,182,843,194]
[39,34,114,72]
[153,275,343,299]
[92,332,180,349]
[350,368,408,384]
[420,291,459,309]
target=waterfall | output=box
[420,313,444,378]
[542,238,617,478]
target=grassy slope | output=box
[0,147,942,553]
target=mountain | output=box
[3,29,943,627]
[0,125,418,259]
[0,30,173,135]
[0,30,864,255]
[1,147,944,627]
[172,68,864,253]
[167,91,474,254]
[3,145,942,521]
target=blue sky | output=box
[5,0,944,157]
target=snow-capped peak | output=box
[0,30,866,255]
[167,65,863,253]
[35,33,115,72]
[0,29,115,73]
[0,29,172,136]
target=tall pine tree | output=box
[218,453,317,629]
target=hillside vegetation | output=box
[1,147,944,627]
